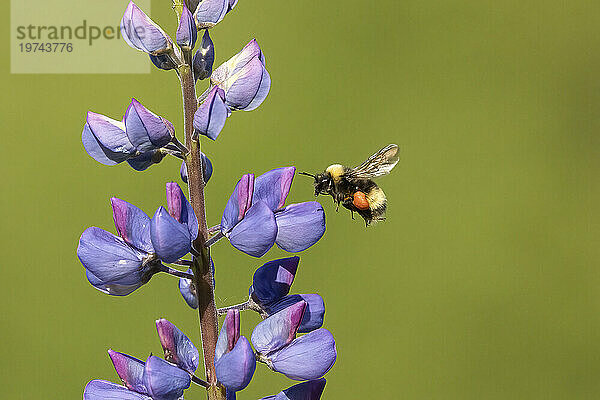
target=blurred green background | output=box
[2,0,599,398]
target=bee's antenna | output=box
[298,172,316,178]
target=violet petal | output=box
[251,301,306,355]
[124,99,174,151]
[179,269,198,309]
[193,30,215,81]
[165,182,198,240]
[221,56,271,111]
[108,350,148,395]
[180,152,212,184]
[121,1,171,53]
[274,202,326,252]
[269,329,336,381]
[111,197,153,254]
[266,294,325,333]
[253,167,295,211]
[82,123,123,165]
[194,0,228,28]
[221,174,255,233]
[86,112,134,156]
[84,380,152,400]
[156,319,200,374]
[176,4,197,48]
[215,336,256,392]
[150,207,191,263]
[275,379,326,400]
[250,256,299,306]
[143,356,191,400]
[193,86,228,141]
[215,309,240,362]
[127,150,165,171]
[211,39,266,86]
[228,201,277,258]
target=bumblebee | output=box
[300,144,399,226]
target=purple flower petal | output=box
[156,319,199,374]
[274,202,325,252]
[275,379,326,400]
[215,336,256,392]
[251,301,305,355]
[82,123,124,166]
[250,256,299,306]
[127,150,165,171]
[149,53,177,71]
[221,56,271,111]
[211,39,266,86]
[269,329,336,381]
[150,207,192,263]
[77,227,156,296]
[86,269,145,296]
[180,152,212,184]
[121,1,171,53]
[86,112,134,156]
[228,201,277,257]
[108,350,147,395]
[179,269,198,309]
[194,0,229,28]
[266,294,325,333]
[253,167,295,211]
[111,197,153,254]
[124,98,174,152]
[84,380,152,400]
[216,309,240,361]
[193,30,215,81]
[176,4,197,48]
[193,86,228,141]
[143,356,191,400]
[165,182,198,240]
[221,174,255,233]
[227,0,238,13]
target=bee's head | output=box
[300,171,332,196]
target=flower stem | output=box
[216,301,251,315]
[178,47,226,400]
[205,231,225,247]
[162,266,194,280]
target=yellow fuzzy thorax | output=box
[326,164,345,182]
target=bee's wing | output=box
[345,144,400,179]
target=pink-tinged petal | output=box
[269,329,336,381]
[221,56,271,111]
[176,4,197,48]
[86,112,134,155]
[143,356,191,400]
[251,301,306,355]
[275,202,326,252]
[228,201,277,257]
[216,309,240,361]
[124,99,174,152]
[108,350,147,395]
[156,319,199,374]
[250,256,300,306]
[84,380,152,400]
[194,0,229,28]
[193,86,228,141]
[253,167,296,211]
[165,182,198,240]
[111,197,153,254]
[150,207,191,263]
[215,337,256,392]
[264,294,325,333]
[221,174,255,232]
[120,1,171,53]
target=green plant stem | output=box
[179,48,226,400]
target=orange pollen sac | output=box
[353,191,370,210]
